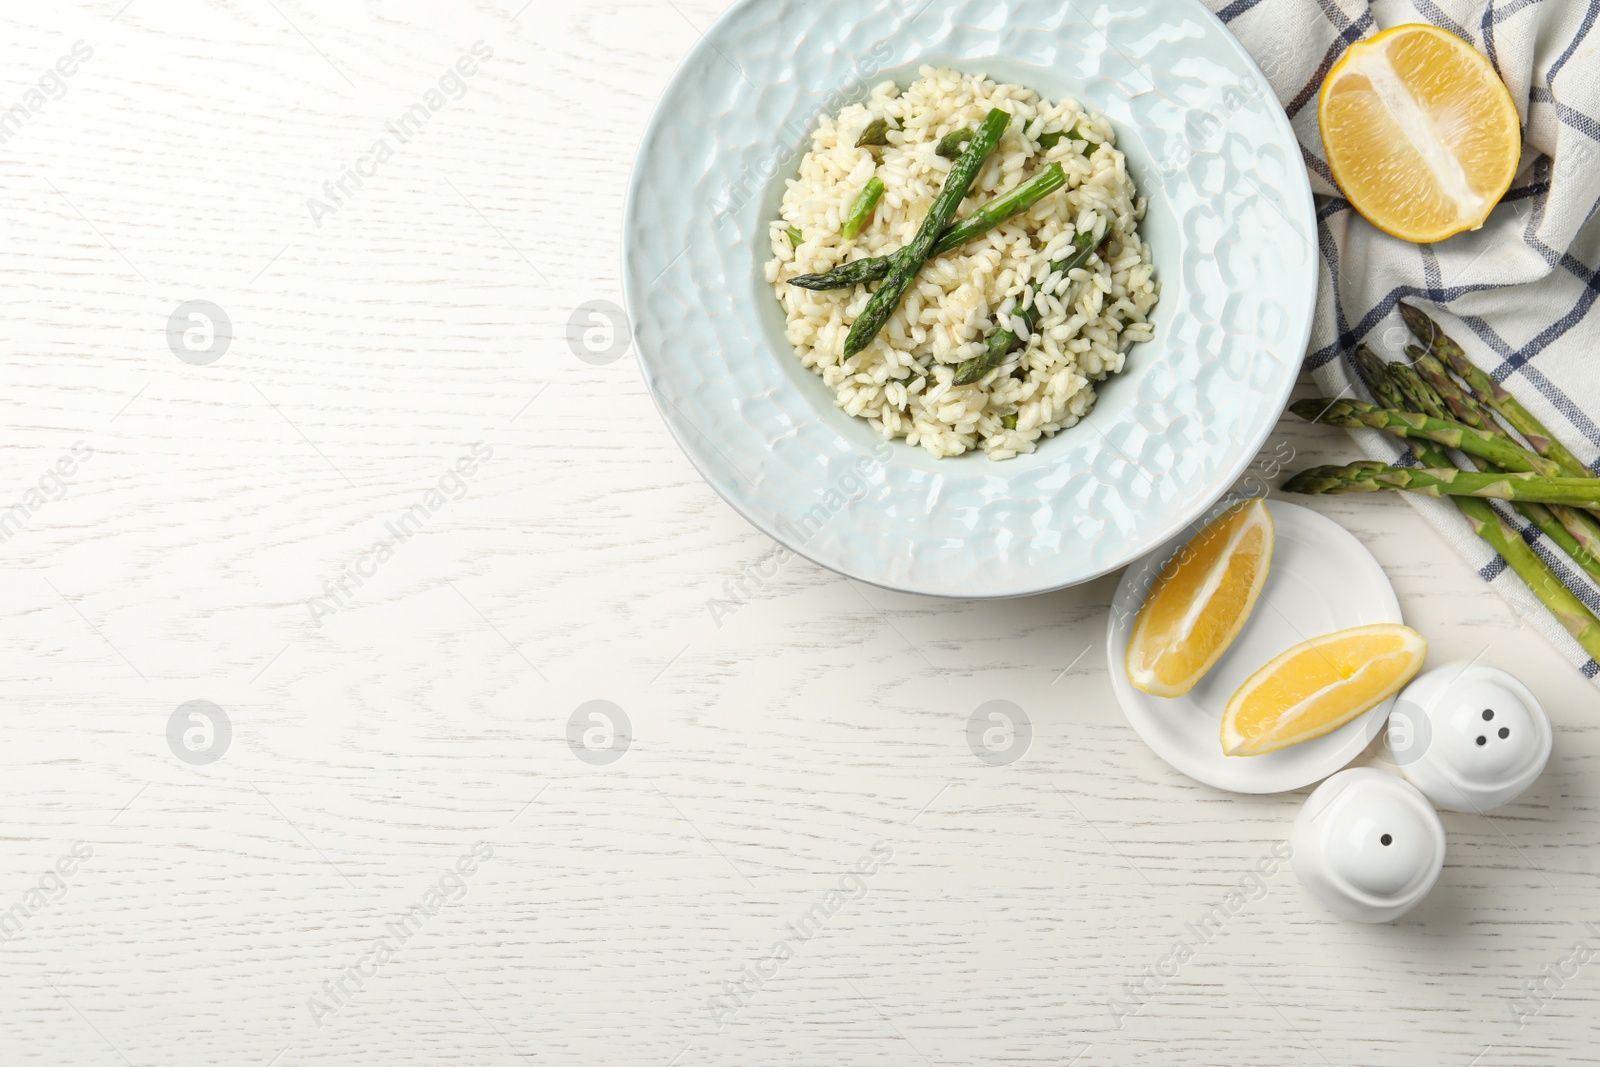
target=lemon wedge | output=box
[1126,500,1274,698]
[1222,623,1428,756]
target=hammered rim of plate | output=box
[622,0,1316,598]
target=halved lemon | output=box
[1222,623,1428,756]
[1126,500,1274,698]
[1319,24,1521,243]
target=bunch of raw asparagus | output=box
[1284,303,1600,658]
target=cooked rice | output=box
[765,67,1159,460]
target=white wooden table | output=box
[3,3,1596,1064]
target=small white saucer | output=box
[1105,499,1405,794]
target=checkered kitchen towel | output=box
[1215,0,1600,680]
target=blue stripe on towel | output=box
[1411,0,1474,41]
[1491,0,1545,22]
[1547,0,1600,81]
[1217,0,1267,22]
[1287,11,1374,118]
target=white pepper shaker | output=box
[1292,768,1446,923]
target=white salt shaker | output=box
[1291,768,1446,923]
[1387,662,1552,813]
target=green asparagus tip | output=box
[935,127,977,160]
[1280,468,1341,495]
[1353,343,1388,381]
[1386,359,1447,418]
[1038,128,1086,152]
[1281,462,1389,496]
[1354,346,1405,410]
[856,117,891,148]
[841,176,886,240]
[1397,301,1437,346]
[785,225,803,245]
[1288,398,1344,423]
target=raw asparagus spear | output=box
[840,177,885,240]
[1288,398,1564,476]
[1354,345,1408,410]
[1384,359,1447,419]
[1395,400,1600,656]
[1351,348,1600,659]
[1456,496,1600,659]
[1400,301,1593,477]
[1387,353,1600,578]
[788,164,1065,291]
[1375,363,1590,554]
[1407,348,1488,429]
[952,227,1100,387]
[1410,347,1600,569]
[842,108,1011,359]
[1283,462,1600,508]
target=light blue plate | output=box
[622,0,1316,598]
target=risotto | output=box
[766,67,1159,460]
